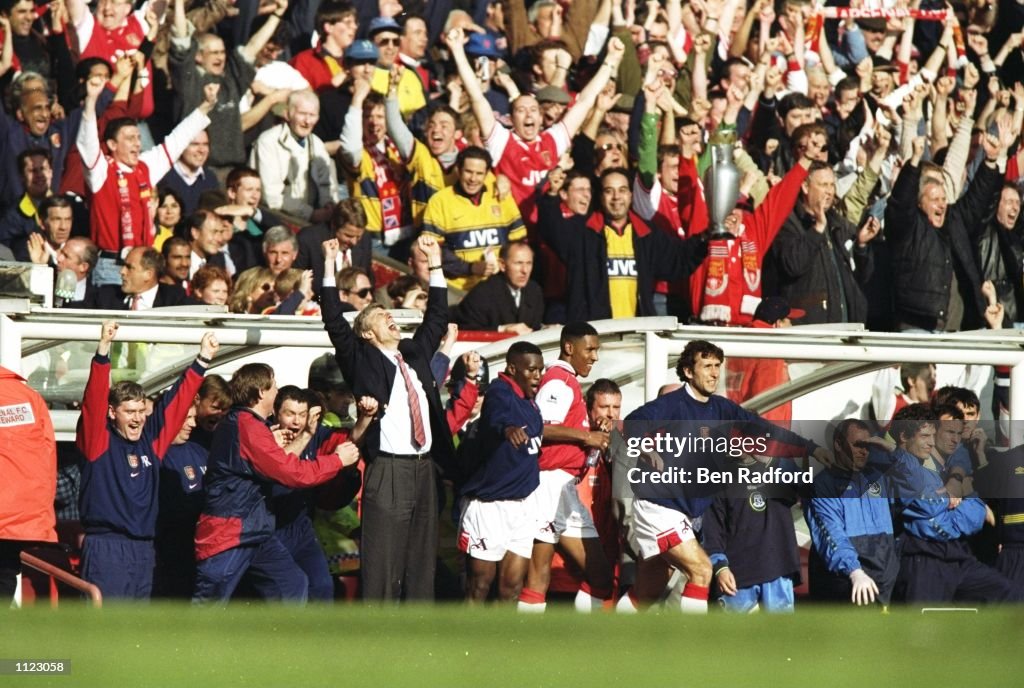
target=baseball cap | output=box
[536,86,570,105]
[308,353,346,391]
[368,16,402,37]
[464,31,503,58]
[752,297,805,327]
[345,39,379,63]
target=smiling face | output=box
[425,110,458,157]
[180,130,211,172]
[340,273,374,311]
[191,215,225,258]
[565,334,600,378]
[287,95,320,139]
[997,186,1021,230]
[684,353,722,398]
[196,278,229,305]
[97,0,133,30]
[358,304,402,348]
[363,103,386,147]
[560,176,592,215]
[918,182,948,228]
[510,95,541,142]
[18,91,52,137]
[336,223,365,251]
[902,423,936,462]
[107,123,143,167]
[173,405,198,445]
[109,398,147,442]
[22,154,52,198]
[601,172,631,221]
[457,157,489,196]
[197,35,227,76]
[9,0,35,36]
[229,175,262,208]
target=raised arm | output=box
[241,0,287,64]
[77,320,118,461]
[140,83,217,184]
[446,27,497,140]
[560,36,625,139]
[77,76,109,194]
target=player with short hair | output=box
[619,340,830,614]
[519,322,614,612]
[77,320,217,599]
[192,363,361,604]
[459,341,545,603]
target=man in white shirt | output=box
[249,90,340,223]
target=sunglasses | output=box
[344,287,374,298]
[375,37,400,47]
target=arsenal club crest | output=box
[127,454,139,469]
[184,465,196,481]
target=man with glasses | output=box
[368,16,425,119]
[337,267,374,313]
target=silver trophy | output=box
[703,131,741,239]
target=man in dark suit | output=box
[88,246,189,310]
[455,241,545,334]
[296,199,373,299]
[320,234,454,601]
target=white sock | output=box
[517,600,546,613]
[615,592,638,614]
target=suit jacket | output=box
[86,283,190,310]
[454,274,545,331]
[320,280,455,474]
[295,222,373,299]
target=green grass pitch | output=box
[3,604,1023,687]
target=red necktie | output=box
[131,294,142,310]
[395,352,426,448]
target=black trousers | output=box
[360,456,438,601]
[896,536,1015,603]
[809,533,899,606]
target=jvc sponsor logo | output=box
[462,228,501,248]
[607,259,637,276]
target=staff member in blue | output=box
[78,320,218,600]
[459,341,545,603]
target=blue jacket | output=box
[77,355,205,539]
[461,374,542,501]
[898,459,988,541]
[195,408,342,561]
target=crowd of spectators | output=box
[2,0,1024,608]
